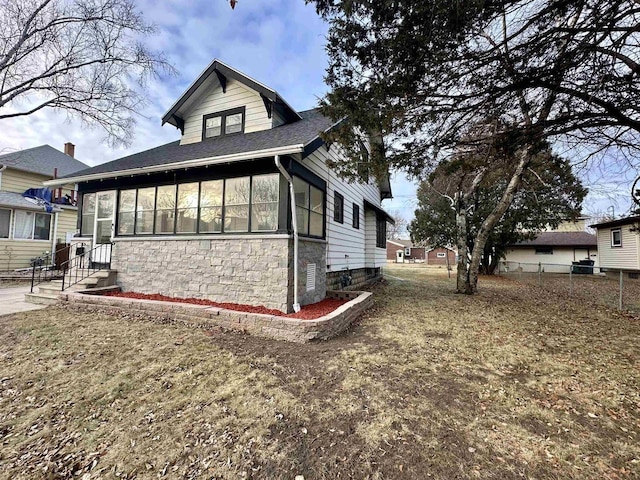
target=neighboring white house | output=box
[503,231,598,273]
[590,215,640,278]
[44,59,393,313]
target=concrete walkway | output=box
[0,286,45,316]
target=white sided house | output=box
[44,60,393,313]
[590,215,640,278]
[503,231,598,273]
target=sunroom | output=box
[72,157,328,312]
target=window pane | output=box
[155,209,175,234]
[176,208,198,233]
[310,186,323,213]
[293,177,309,208]
[118,212,134,235]
[252,202,278,231]
[252,174,279,203]
[205,116,222,138]
[310,212,323,237]
[224,205,249,232]
[225,177,250,206]
[296,206,309,236]
[199,206,223,233]
[0,209,10,238]
[82,193,95,214]
[34,213,51,240]
[81,214,94,237]
[177,183,199,209]
[225,113,243,134]
[97,192,114,218]
[135,187,155,234]
[14,211,34,239]
[200,180,223,207]
[119,190,136,212]
[156,185,176,210]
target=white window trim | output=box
[611,228,622,247]
[11,209,53,242]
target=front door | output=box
[93,191,116,266]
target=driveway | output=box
[0,285,45,315]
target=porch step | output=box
[24,269,118,305]
[24,292,60,305]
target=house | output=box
[43,60,393,313]
[503,231,598,273]
[386,239,425,262]
[0,144,87,270]
[589,215,640,278]
[426,246,456,266]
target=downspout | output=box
[274,155,301,313]
[0,164,6,189]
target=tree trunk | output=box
[455,204,471,293]
[467,148,531,292]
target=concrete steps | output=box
[25,270,117,305]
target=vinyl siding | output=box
[1,168,50,193]
[55,208,79,243]
[180,78,272,145]
[301,145,386,271]
[597,226,640,270]
[0,240,51,270]
[504,247,598,273]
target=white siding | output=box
[597,226,640,270]
[301,145,386,271]
[504,247,598,273]
[180,78,271,145]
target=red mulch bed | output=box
[101,291,349,320]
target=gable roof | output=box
[50,109,333,182]
[0,145,88,178]
[589,215,640,229]
[511,231,597,248]
[162,59,302,130]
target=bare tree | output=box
[386,211,408,240]
[0,0,172,146]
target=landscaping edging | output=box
[60,289,373,343]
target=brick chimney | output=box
[64,142,75,158]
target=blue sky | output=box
[0,0,635,229]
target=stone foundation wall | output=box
[326,267,382,291]
[295,239,327,306]
[111,238,291,312]
[61,288,373,343]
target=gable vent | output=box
[306,263,316,292]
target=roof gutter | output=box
[275,154,301,313]
[43,144,305,187]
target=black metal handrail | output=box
[30,252,63,293]
[61,242,113,291]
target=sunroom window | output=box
[294,176,324,238]
[224,177,250,232]
[177,183,199,233]
[135,187,155,234]
[118,190,136,235]
[155,185,176,234]
[81,193,95,236]
[199,180,223,233]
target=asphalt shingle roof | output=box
[0,191,50,210]
[61,109,333,179]
[512,231,597,248]
[0,145,88,178]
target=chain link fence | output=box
[497,261,640,315]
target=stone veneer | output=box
[111,236,329,314]
[326,267,382,291]
[111,238,292,312]
[61,288,373,343]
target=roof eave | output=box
[43,144,305,187]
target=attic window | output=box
[202,107,245,139]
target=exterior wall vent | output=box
[306,263,316,292]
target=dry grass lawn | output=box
[1,264,639,479]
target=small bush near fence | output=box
[497,261,640,315]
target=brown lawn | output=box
[0,264,639,479]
